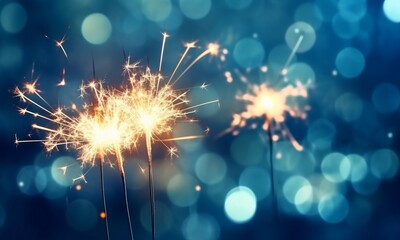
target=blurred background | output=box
[1,0,400,239]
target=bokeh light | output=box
[195,153,227,185]
[347,154,368,183]
[167,174,199,207]
[224,186,257,223]
[51,156,83,187]
[335,92,363,122]
[321,152,350,183]
[0,2,27,33]
[338,0,367,22]
[179,0,211,20]
[335,47,365,79]
[318,193,349,223]
[233,38,265,69]
[141,0,172,22]
[370,149,399,179]
[383,0,400,23]
[285,22,316,53]
[81,13,112,45]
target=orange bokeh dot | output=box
[100,212,106,219]
[75,184,82,191]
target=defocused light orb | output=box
[294,185,313,214]
[0,3,27,33]
[332,14,360,39]
[140,201,172,235]
[338,0,367,22]
[318,193,349,223]
[335,47,365,78]
[182,213,220,240]
[66,199,97,231]
[335,92,363,122]
[370,149,399,179]
[225,0,252,10]
[230,131,263,166]
[383,0,400,23]
[294,3,323,30]
[286,62,315,84]
[179,0,211,20]
[51,156,83,187]
[81,13,112,45]
[195,153,227,185]
[347,154,368,182]
[372,83,400,114]
[167,174,199,207]
[307,119,336,151]
[321,152,350,183]
[283,175,310,204]
[17,165,40,196]
[285,22,316,53]
[224,186,256,223]
[239,167,270,201]
[0,203,5,227]
[141,0,172,22]
[233,38,265,69]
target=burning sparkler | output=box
[123,33,219,239]
[225,34,311,240]
[15,77,136,240]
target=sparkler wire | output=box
[266,118,282,240]
[99,157,110,240]
[116,148,135,240]
[146,133,156,240]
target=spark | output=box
[73,174,87,184]
[57,68,66,86]
[46,33,68,59]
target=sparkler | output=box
[123,33,219,240]
[225,35,310,240]
[15,76,137,240]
